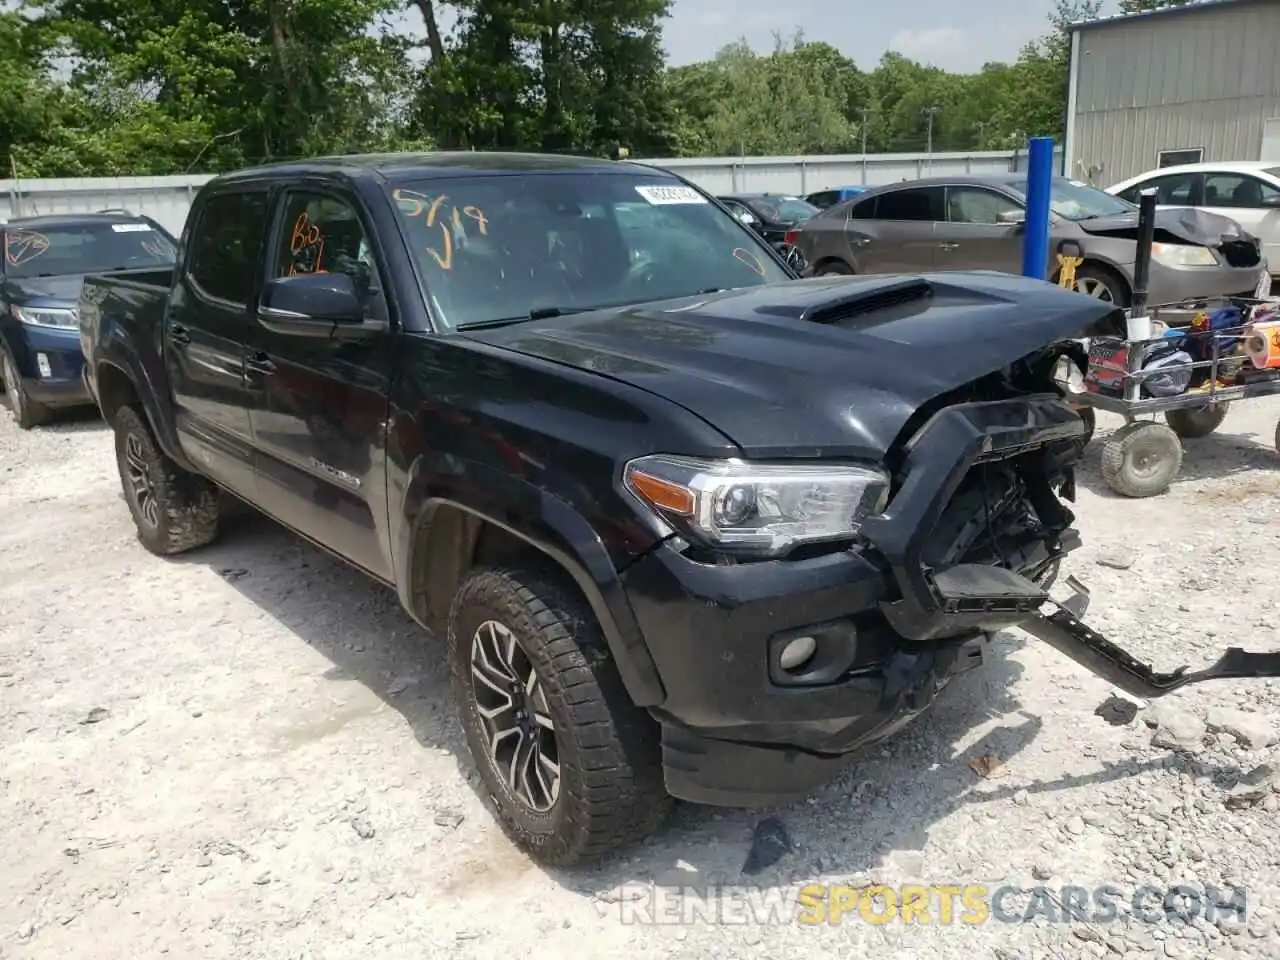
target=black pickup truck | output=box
[78,152,1280,866]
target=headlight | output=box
[1150,243,1217,268]
[623,454,890,556]
[13,306,78,329]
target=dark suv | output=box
[1,212,177,428]
[78,152,1280,866]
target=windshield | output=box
[1265,167,1280,179]
[1008,178,1137,221]
[748,196,819,223]
[387,174,790,329]
[3,221,176,279]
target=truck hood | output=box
[1077,207,1255,247]
[461,273,1118,459]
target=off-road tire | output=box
[1164,403,1229,439]
[1,347,51,430]
[1100,421,1183,498]
[113,404,220,555]
[448,565,671,865]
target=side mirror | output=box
[736,211,758,226]
[1259,194,1280,208]
[257,273,382,339]
[998,209,1027,225]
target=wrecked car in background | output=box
[77,152,1280,867]
[789,174,1271,311]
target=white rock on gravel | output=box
[4,402,1280,960]
[1206,707,1277,749]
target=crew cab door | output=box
[243,186,394,580]
[165,188,270,495]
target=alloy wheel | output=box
[1075,276,1115,301]
[124,432,160,528]
[469,619,560,812]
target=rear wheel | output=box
[1,348,51,430]
[815,260,853,276]
[1164,403,1229,439]
[113,405,220,555]
[1100,421,1182,498]
[448,565,671,865]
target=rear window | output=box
[387,173,790,329]
[3,220,176,279]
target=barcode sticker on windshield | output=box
[635,185,706,205]
[111,223,152,232]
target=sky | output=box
[410,0,1124,75]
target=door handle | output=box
[169,324,191,345]
[245,352,277,375]
[938,242,960,251]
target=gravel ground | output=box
[3,400,1280,960]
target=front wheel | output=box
[113,405,220,555]
[448,566,671,865]
[1,347,51,430]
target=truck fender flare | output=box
[93,329,193,472]
[398,489,666,707]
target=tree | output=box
[1118,0,1199,12]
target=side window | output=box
[273,191,376,289]
[1203,173,1280,208]
[187,191,270,305]
[946,187,1023,224]
[873,187,945,221]
[808,191,836,209]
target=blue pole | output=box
[1021,135,1055,279]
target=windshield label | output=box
[634,185,706,205]
[111,223,151,232]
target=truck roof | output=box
[211,151,663,187]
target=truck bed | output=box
[79,267,176,418]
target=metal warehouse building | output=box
[1065,0,1280,187]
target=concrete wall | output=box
[0,147,1061,233]
[1068,0,1280,185]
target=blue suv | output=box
[1,212,177,428]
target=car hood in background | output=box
[1076,207,1256,248]
[1,273,87,307]
[462,272,1118,459]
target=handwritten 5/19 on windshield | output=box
[392,188,489,270]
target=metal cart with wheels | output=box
[1072,295,1280,498]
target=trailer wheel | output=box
[1100,421,1183,498]
[1164,403,1229,439]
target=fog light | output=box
[36,353,51,378]
[777,635,817,671]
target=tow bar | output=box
[1021,576,1280,699]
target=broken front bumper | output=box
[860,393,1280,700]
[627,393,1280,808]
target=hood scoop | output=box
[752,276,935,326]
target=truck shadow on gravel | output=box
[1075,426,1279,499]
[178,504,1201,896]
